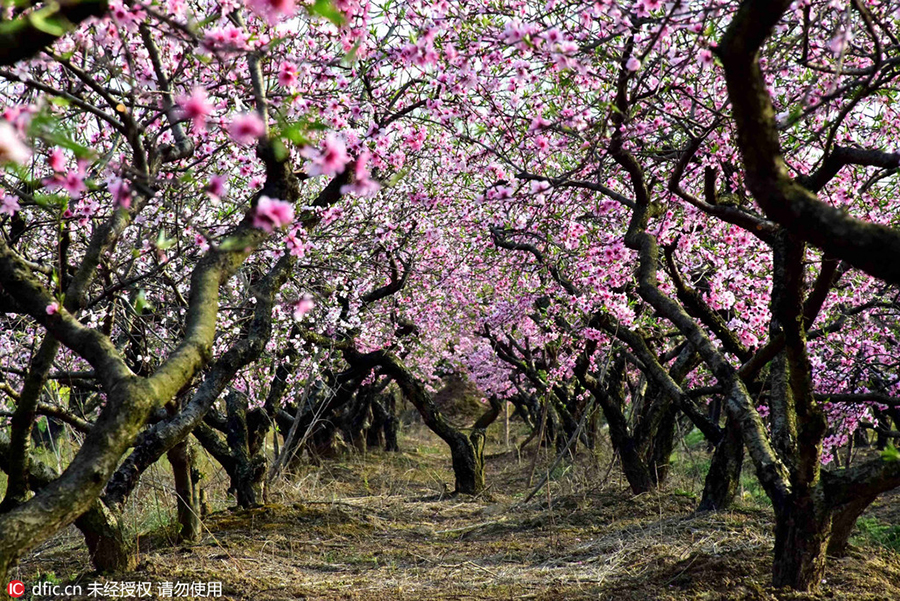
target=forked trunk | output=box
[226,392,267,508]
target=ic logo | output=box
[6,580,25,598]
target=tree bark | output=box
[1,429,137,573]
[648,403,678,486]
[167,439,200,542]
[827,493,877,557]
[74,502,136,572]
[225,391,266,508]
[772,497,831,590]
[699,415,744,511]
[369,392,400,451]
[447,434,484,495]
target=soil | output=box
[13,427,900,601]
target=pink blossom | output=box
[109,0,144,27]
[107,178,132,209]
[45,302,59,315]
[202,25,248,52]
[528,114,550,133]
[584,328,603,341]
[228,113,266,145]
[502,20,529,44]
[543,28,563,45]
[206,175,227,204]
[278,62,299,88]
[626,56,641,72]
[177,88,214,134]
[828,29,853,57]
[0,121,31,165]
[303,134,351,177]
[320,206,344,226]
[286,229,307,257]
[293,295,315,320]
[637,0,663,13]
[246,0,296,24]
[45,169,87,199]
[49,149,66,172]
[340,150,381,196]
[530,180,551,194]
[0,195,20,216]
[253,195,294,232]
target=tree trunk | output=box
[382,392,400,452]
[225,392,266,508]
[598,394,654,494]
[74,501,136,572]
[340,392,371,454]
[366,397,386,450]
[167,439,200,542]
[699,415,744,511]
[619,441,655,494]
[826,493,877,557]
[366,390,400,451]
[308,421,341,462]
[648,404,679,486]
[1,428,138,573]
[448,433,484,495]
[352,351,489,494]
[194,401,266,509]
[772,497,831,590]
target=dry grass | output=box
[13,425,900,601]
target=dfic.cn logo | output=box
[7,580,25,598]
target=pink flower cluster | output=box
[229,113,266,146]
[245,0,296,24]
[303,134,351,177]
[253,196,294,232]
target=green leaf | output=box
[0,18,26,38]
[155,230,176,250]
[882,443,900,462]
[342,41,361,65]
[308,0,347,26]
[133,289,152,314]
[32,193,68,210]
[28,111,95,160]
[28,7,69,37]
[271,137,289,162]
[218,234,256,251]
[281,123,311,146]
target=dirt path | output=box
[15,430,900,600]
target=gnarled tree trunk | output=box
[74,502,137,572]
[772,496,832,589]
